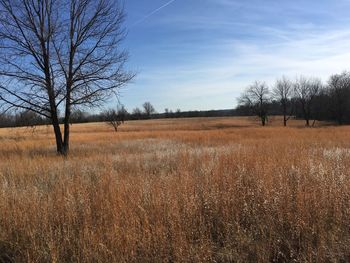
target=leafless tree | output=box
[239,81,270,126]
[293,76,322,126]
[0,0,134,155]
[327,72,350,125]
[273,76,293,126]
[142,102,155,119]
[104,105,127,132]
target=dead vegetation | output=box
[0,117,349,262]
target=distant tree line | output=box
[0,110,50,128]
[0,102,157,128]
[238,72,350,126]
[0,102,237,128]
[2,71,350,129]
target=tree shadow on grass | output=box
[0,241,20,263]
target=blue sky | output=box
[117,0,350,112]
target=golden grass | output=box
[0,117,349,262]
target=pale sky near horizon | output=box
[116,0,350,112]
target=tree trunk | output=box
[283,104,287,127]
[51,116,64,154]
[306,119,310,126]
[62,100,71,156]
[262,117,266,126]
[63,120,70,156]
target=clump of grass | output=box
[0,117,350,262]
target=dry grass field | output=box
[0,117,350,262]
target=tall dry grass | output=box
[0,117,349,262]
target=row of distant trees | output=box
[0,101,237,130]
[0,102,158,128]
[4,69,350,131]
[238,72,350,126]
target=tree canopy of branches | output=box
[293,76,322,126]
[0,0,134,155]
[142,102,156,119]
[239,81,270,126]
[103,105,127,132]
[273,76,293,126]
[327,72,350,125]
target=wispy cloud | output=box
[126,24,350,110]
[131,0,177,27]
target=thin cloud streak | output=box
[131,0,177,27]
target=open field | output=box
[0,117,350,262]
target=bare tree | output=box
[142,102,155,119]
[273,76,293,126]
[0,0,134,155]
[327,72,350,125]
[239,81,270,126]
[104,105,127,132]
[293,76,322,126]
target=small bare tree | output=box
[239,81,270,126]
[142,102,156,119]
[0,0,134,155]
[293,76,322,126]
[104,105,127,132]
[273,76,293,126]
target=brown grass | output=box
[0,117,349,262]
